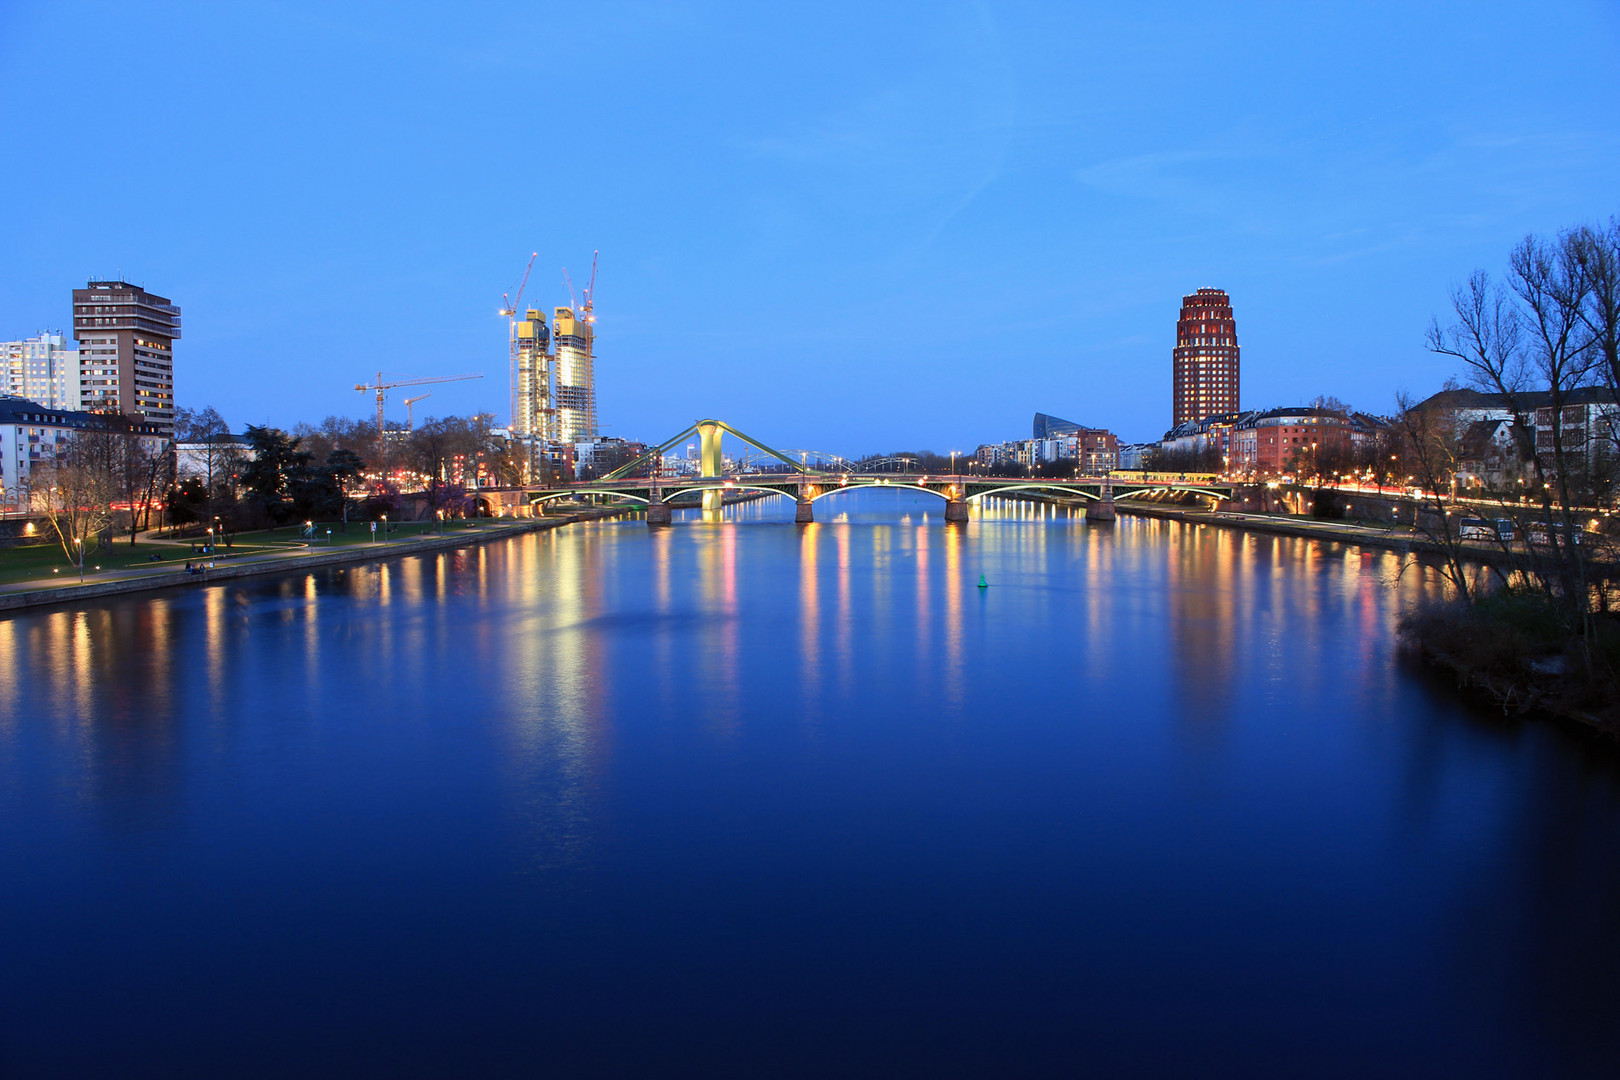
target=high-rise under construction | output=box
[504,252,599,480]
[552,304,596,445]
[510,307,551,441]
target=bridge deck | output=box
[526,473,1233,505]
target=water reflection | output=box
[2,495,1618,1075]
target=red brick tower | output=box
[1172,287,1239,427]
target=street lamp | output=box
[74,536,83,583]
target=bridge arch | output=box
[965,483,1101,503]
[662,484,798,505]
[807,482,949,504]
[530,489,652,505]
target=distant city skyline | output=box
[2,2,1617,451]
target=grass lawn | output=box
[0,540,213,587]
[0,518,535,589]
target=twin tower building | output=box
[508,302,596,477]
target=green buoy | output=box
[978,574,989,588]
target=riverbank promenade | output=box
[0,511,619,613]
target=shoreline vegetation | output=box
[1394,223,1620,737]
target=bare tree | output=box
[29,430,120,565]
[1569,219,1620,477]
[115,434,169,544]
[1424,226,1618,693]
[1394,391,1485,603]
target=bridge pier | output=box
[1086,477,1116,522]
[795,498,814,524]
[646,499,672,526]
[944,498,969,524]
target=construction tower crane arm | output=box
[583,250,598,322]
[355,371,484,434]
[501,253,538,317]
[403,392,431,432]
[562,267,578,312]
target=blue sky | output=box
[2,1,1617,452]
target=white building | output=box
[574,436,639,476]
[1,396,166,511]
[2,332,80,411]
[1117,443,1156,470]
[175,433,255,487]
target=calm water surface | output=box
[3,492,1618,1077]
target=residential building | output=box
[1029,413,1119,472]
[1231,407,1355,477]
[1159,411,1252,471]
[3,332,80,411]
[72,280,181,436]
[1,395,165,511]
[974,423,1120,475]
[574,436,642,478]
[1410,385,1617,481]
[1533,387,1618,477]
[1410,387,1517,439]
[1172,287,1240,427]
[175,433,256,488]
[1457,417,1524,488]
[1116,443,1155,471]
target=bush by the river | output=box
[1400,588,1620,731]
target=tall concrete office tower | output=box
[553,304,596,444]
[72,280,181,436]
[1171,287,1239,427]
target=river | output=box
[2,491,1618,1077]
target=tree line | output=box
[1399,218,1619,717]
[23,407,539,561]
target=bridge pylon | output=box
[698,421,725,512]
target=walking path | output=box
[0,509,624,613]
[1114,499,1613,571]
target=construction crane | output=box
[501,252,540,432]
[561,250,599,321]
[582,250,598,323]
[403,392,431,432]
[499,252,538,321]
[355,372,482,434]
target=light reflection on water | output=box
[0,489,1617,1076]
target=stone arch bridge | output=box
[527,419,1232,525]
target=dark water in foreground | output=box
[3,492,1619,1077]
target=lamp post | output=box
[74,536,83,583]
